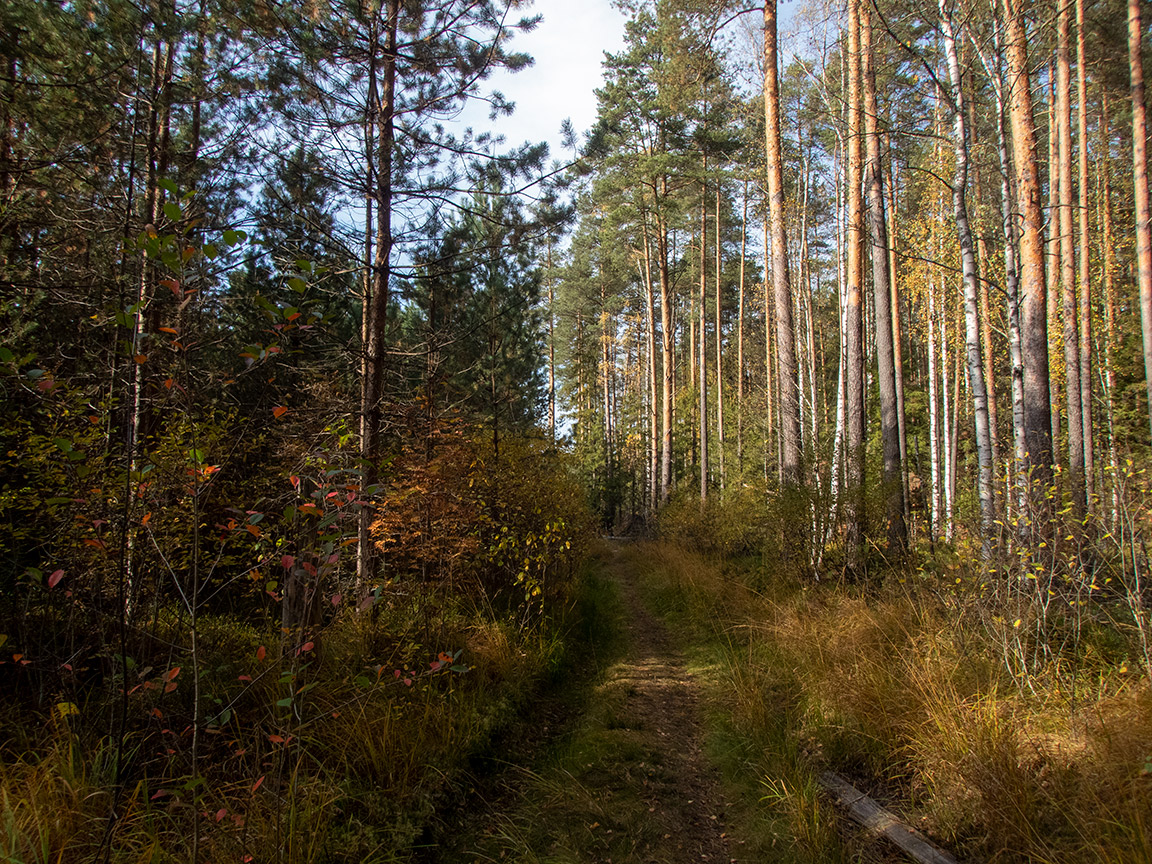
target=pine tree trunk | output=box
[1047,64,1063,465]
[715,186,725,492]
[659,208,674,503]
[738,182,747,476]
[763,213,776,483]
[764,0,802,497]
[862,7,906,554]
[887,137,911,532]
[358,0,399,583]
[1076,0,1094,509]
[1100,88,1119,525]
[548,241,556,442]
[845,0,867,570]
[1004,0,1055,490]
[700,176,709,502]
[641,221,659,511]
[975,28,1029,520]
[1129,0,1152,446]
[928,280,942,539]
[1058,1,1085,506]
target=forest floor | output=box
[419,541,743,863]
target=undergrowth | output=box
[630,538,1152,864]
[0,568,590,863]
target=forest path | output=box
[421,542,742,863]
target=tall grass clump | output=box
[642,479,1152,864]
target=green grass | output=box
[0,575,594,864]
[626,539,1152,864]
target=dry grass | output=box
[632,540,1152,864]
[0,596,575,863]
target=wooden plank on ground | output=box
[818,771,959,864]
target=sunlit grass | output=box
[629,538,1152,863]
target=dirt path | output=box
[583,544,738,863]
[425,543,741,863]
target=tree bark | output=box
[1047,63,1062,464]
[1129,0,1152,446]
[862,6,906,555]
[887,136,911,531]
[1004,0,1054,490]
[974,26,1029,520]
[941,1,994,550]
[1058,0,1085,506]
[358,0,399,583]
[641,221,659,511]
[845,0,867,569]
[764,0,802,496]
[738,182,748,476]
[1076,0,1094,508]
[700,175,709,502]
[715,186,726,492]
[1100,88,1119,524]
[659,208,674,504]
[763,212,777,484]
[928,279,942,538]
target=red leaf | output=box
[331,593,342,607]
[403,678,412,687]
[300,641,314,653]
[159,326,179,334]
[47,569,64,589]
[151,707,163,719]
[167,667,181,680]
[215,808,227,823]
[251,776,264,794]
[272,406,288,419]
[280,554,295,570]
[289,475,300,489]
[134,354,148,364]
[256,645,266,662]
[150,789,171,800]
[141,512,152,526]
[237,674,252,682]
[268,734,284,744]
[164,682,177,693]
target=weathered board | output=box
[818,771,959,864]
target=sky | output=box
[455,0,809,164]
[455,0,630,164]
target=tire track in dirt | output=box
[595,544,739,863]
[421,542,741,863]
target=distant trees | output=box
[554,0,1152,571]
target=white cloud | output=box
[456,0,629,161]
